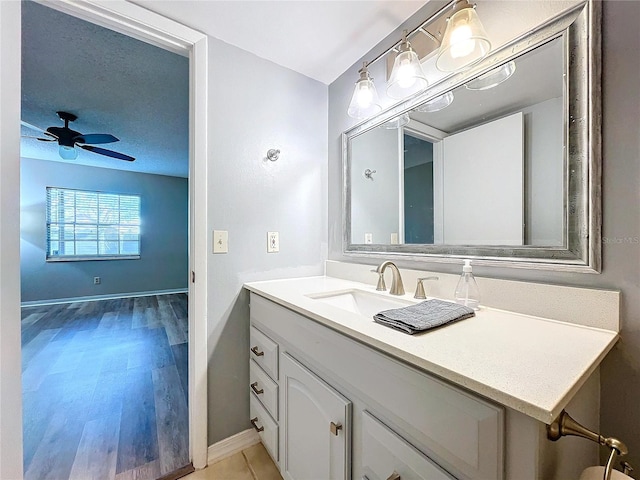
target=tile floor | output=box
[184,443,282,480]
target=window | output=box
[46,187,141,261]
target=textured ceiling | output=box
[131,0,428,85]
[21,1,190,177]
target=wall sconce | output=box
[436,0,491,72]
[347,62,382,119]
[346,0,491,120]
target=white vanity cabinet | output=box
[249,292,505,480]
[280,353,351,480]
[249,325,280,461]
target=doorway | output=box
[20,3,191,478]
[1,0,209,477]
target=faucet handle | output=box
[371,269,386,291]
[414,276,439,299]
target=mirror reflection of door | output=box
[403,133,434,244]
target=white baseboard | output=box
[20,288,188,307]
[207,428,260,465]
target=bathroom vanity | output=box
[244,273,618,480]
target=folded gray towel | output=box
[374,299,475,335]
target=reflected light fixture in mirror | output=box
[436,0,491,72]
[465,60,516,90]
[381,113,410,129]
[387,30,429,99]
[347,62,382,119]
[415,91,454,112]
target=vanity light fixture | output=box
[347,62,382,119]
[436,0,491,72]
[386,31,429,100]
[465,60,516,91]
[415,91,455,112]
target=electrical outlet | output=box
[93,277,101,285]
[267,232,279,253]
[390,232,399,244]
[213,230,228,253]
[364,233,373,244]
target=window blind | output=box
[46,187,141,260]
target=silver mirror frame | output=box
[342,0,601,273]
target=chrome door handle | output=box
[250,417,264,432]
[250,346,264,357]
[387,472,400,480]
[250,382,264,395]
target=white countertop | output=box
[244,275,619,424]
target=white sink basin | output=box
[306,289,414,319]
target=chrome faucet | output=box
[375,261,405,296]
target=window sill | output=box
[46,255,141,262]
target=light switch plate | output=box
[390,232,399,244]
[267,232,279,253]
[213,230,228,253]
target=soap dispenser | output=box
[454,259,480,310]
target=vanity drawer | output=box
[250,394,278,463]
[250,325,278,381]
[362,411,454,480]
[250,359,278,420]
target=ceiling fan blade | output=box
[21,120,59,139]
[79,145,135,162]
[74,133,119,145]
[21,135,56,142]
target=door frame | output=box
[0,1,209,475]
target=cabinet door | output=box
[281,353,351,480]
[362,411,454,480]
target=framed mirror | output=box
[342,0,601,272]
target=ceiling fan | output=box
[21,111,135,162]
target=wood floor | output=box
[21,294,189,480]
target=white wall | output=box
[20,158,189,303]
[206,38,327,443]
[329,0,640,466]
[0,1,23,477]
[522,97,564,245]
[350,127,400,245]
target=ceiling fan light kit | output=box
[21,111,135,162]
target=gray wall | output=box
[206,39,327,443]
[329,0,640,465]
[20,157,188,303]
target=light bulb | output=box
[449,24,474,58]
[396,58,417,89]
[436,3,491,72]
[387,36,428,100]
[347,63,381,119]
[356,82,374,108]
